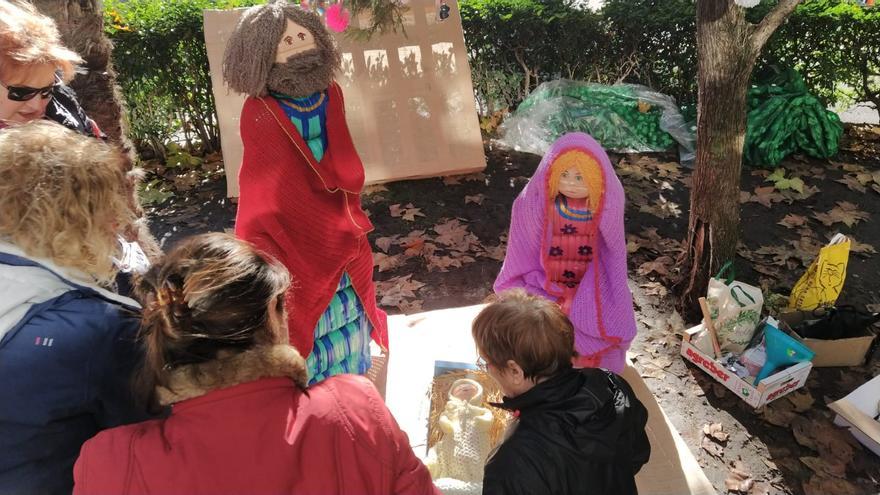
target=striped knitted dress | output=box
[275,91,373,384]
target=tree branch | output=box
[749,0,802,55]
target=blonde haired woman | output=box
[0,121,148,494]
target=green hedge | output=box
[106,0,879,156]
[461,0,879,114]
[105,0,260,157]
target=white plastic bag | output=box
[706,262,763,354]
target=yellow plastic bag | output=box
[788,233,850,311]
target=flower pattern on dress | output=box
[578,245,592,256]
[549,246,563,257]
[560,224,578,235]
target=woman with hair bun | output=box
[0,121,148,494]
[73,233,439,494]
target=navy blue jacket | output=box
[0,245,146,494]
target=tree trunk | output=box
[679,0,802,311]
[33,0,131,148]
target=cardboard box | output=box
[681,324,813,408]
[204,0,487,198]
[387,305,717,495]
[829,374,880,457]
[777,312,876,368]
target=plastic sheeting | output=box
[498,80,696,164]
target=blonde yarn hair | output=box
[547,149,605,212]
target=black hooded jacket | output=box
[483,367,651,495]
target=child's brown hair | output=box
[472,289,576,381]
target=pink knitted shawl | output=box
[494,132,636,372]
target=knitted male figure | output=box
[425,379,494,495]
[222,2,387,384]
[494,132,637,373]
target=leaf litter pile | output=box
[145,127,880,494]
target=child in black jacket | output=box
[473,289,651,495]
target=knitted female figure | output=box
[494,132,637,373]
[425,379,494,495]
[222,2,387,384]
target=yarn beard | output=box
[267,48,335,98]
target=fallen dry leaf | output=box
[802,475,861,495]
[812,201,870,228]
[700,435,724,458]
[373,252,405,272]
[749,186,785,208]
[653,355,673,369]
[724,461,753,493]
[702,423,730,442]
[433,219,478,252]
[640,281,668,298]
[464,194,485,205]
[638,195,682,219]
[396,299,424,313]
[848,237,877,255]
[841,162,867,173]
[637,256,675,277]
[777,214,808,229]
[836,175,867,193]
[785,390,815,413]
[616,157,653,182]
[747,482,770,495]
[800,456,847,478]
[442,175,463,186]
[389,203,425,222]
[761,458,777,471]
[375,275,426,310]
[424,254,457,271]
[761,400,797,427]
[374,236,399,253]
[639,364,666,380]
[479,243,507,261]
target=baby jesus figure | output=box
[425,378,494,495]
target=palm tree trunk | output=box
[33,0,131,148]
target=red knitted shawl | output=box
[234,82,388,357]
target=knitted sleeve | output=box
[494,181,553,300]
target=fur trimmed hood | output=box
[157,345,308,405]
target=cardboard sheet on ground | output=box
[385,305,717,495]
[203,0,486,198]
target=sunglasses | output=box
[0,73,61,102]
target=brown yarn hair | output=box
[136,233,290,408]
[0,120,133,283]
[222,1,341,97]
[472,289,576,381]
[0,0,82,82]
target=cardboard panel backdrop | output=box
[204,0,486,197]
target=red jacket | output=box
[234,82,388,357]
[73,346,438,494]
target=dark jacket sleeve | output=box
[46,84,105,139]
[89,305,150,428]
[609,373,651,475]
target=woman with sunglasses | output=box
[0,0,102,137]
[0,1,162,290]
